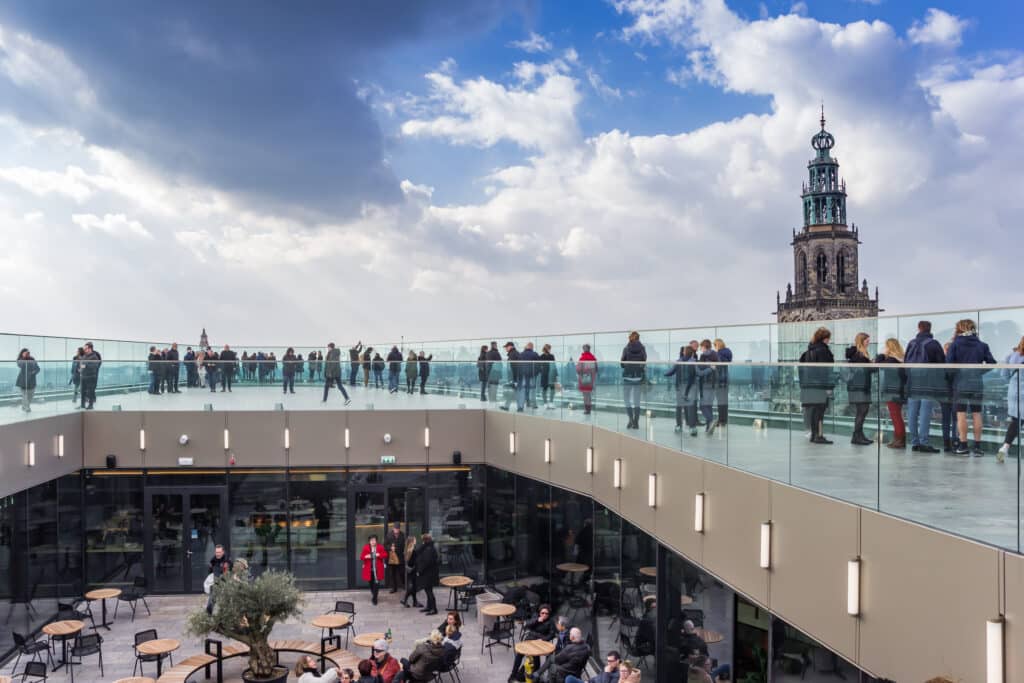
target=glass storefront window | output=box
[228,471,288,575]
[289,470,348,590]
[428,466,485,579]
[84,473,144,589]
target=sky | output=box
[0,0,1021,345]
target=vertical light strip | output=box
[760,522,772,569]
[424,427,431,448]
[544,438,551,463]
[987,618,1004,683]
[585,447,593,474]
[139,428,146,451]
[509,432,516,455]
[613,458,622,489]
[26,441,35,467]
[284,427,291,450]
[847,559,861,616]
[57,434,65,458]
[344,427,351,449]
[223,428,230,450]
[694,493,705,533]
[648,473,657,508]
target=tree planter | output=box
[243,665,288,683]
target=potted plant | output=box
[186,567,304,683]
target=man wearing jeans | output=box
[323,342,352,404]
[905,320,946,453]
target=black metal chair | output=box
[115,576,152,622]
[19,659,48,682]
[482,616,515,664]
[133,629,172,677]
[434,645,462,683]
[10,632,52,674]
[330,600,357,648]
[620,632,654,671]
[68,633,103,683]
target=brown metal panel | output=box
[427,409,485,465]
[287,412,348,467]
[484,410,516,471]
[591,427,621,512]
[618,439,655,533]
[512,413,551,481]
[0,413,84,497]
[143,411,225,468]
[225,411,287,467]
[83,410,142,468]
[547,419,593,496]
[346,410,426,466]
[652,444,704,564]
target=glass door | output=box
[352,490,386,587]
[145,488,227,593]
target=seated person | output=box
[680,620,708,658]
[371,639,401,683]
[619,661,642,683]
[535,627,590,683]
[438,610,462,636]
[552,616,571,652]
[340,669,356,683]
[687,655,714,683]
[396,629,446,683]
[567,650,620,683]
[510,604,556,681]
[294,655,341,683]
[356,658,381,683]
[442,624,462,666]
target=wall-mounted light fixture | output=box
[648,473,657,507]
[585,447,593,474]
[613,458,622,489]
[424,427,431,448]
[544,438,551,464]
[344,427,351,449]
[284,427,291,450]
[847,558,861,616]
[26,441,35,467]
[56,434,65,458]
[509,432,516,455]
[223,429,230,450]
[139,428,146,451]
[987,618,1004,683]
[760,522,772,569]
[694,493,705,533]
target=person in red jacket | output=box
[361,535,386,605]
[576,345,598,416]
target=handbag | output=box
[203,573,215,594]
[388,548,400,565]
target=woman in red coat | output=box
[576,344,598,415]
[360,534,386,605]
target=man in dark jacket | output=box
[502,342,525,412]
[415,533,440,615]
[166,343,180,393]
[219,345,237,392]
[349,342,363,386]
[184,347,197,386]
[510,604,555,679]
[486,342,502,402]
[946,319,996,455]
[387,346,403,393]
[905,320,947,453]
[324,343,352,404]
[418,353,433,395]
[148,346,162,394]
[536,627,590,683]
[520,343,541,408]
[79,342,101,409]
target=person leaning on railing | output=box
[903,320,946,454]
[16,348,39,413]
[78,341,101,410]
[621,332,647,430]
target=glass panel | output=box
[151,493,184,593]
[353,490,386,587]
[85,474,143,590]
[189,493,223,592]
[429,466,484,579]
[27,481,59,625]
[485,468,516,584]
[289,471,348,590]
[733,595,769,682]
[229,472,288,575]
[57,474,84,601]
[515,475,552,603]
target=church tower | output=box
[199,327,209,349]
[776,108,879,322]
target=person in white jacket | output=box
[294,655,343,682]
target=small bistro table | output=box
[135,638,180,678]
[440,575,473,611]
[42,619,84,671]
[85,588,122,630]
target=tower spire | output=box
[820,100,826,130]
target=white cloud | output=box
[0,164,94,202]
[509,32,552,54]
[72,212,152,238]
[789,2,808,16]
[908,8,968,48]
[586,69,623,100]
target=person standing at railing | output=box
[405,350,418,394]
[418,352,433,395]
[713,339,732,428]
[521,342,541,409]
[502,342,526,411]
[147,346,162,394]
[79,341,101,410]
[205,347,220,391]
[323,342,352,404]
[696,340,719,434]
[576,344,598,416]
[621,332,647,430]
[540,344,557,409]
[373,352,385,389]
[362,347,373,387]
[167,343,180,393]
[666,345,699,435]
[799,327,835,445]
[282,347,298,394]
[349,341,363,386]
[295,351,305,384]
[195,347,206,387]
[843,333,875,446]
[997,337,1024,463]
[16,348,39,413]
[946,319,996,456]
[487,341,503,402]
[904,320,946,454]
[477,345,490,401]
[387,346,403,394]
[70,346,84,403]
[875,338,908,450]
[220,345,238,392]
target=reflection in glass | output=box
[429,466,484,579]
[228,471,288,575]
[290,470,348,590]
[85,473,143,589]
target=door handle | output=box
[185,550,193,557]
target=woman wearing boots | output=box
[405,351,418,394]
[665,346,699,435]
[620,332,647,430]
[400,536,422,608]
[799,327,836,445]
[844,333,875,446]
[875,338,907,449]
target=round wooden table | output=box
[440,575,473,611]
[480,603,516,618]
[1,675,14,683]
[514,639,555,656]
[114,678,156,683]
[136,638,180,677]
[555,563,589,573]
[312,613,351,652]
[638,566,657,578]
[695,628,724,644]
[42,620,84,671]
[352,632,386,649]
[85,587,122,629]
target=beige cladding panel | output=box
[426,409,485,465]
[547,418,592,496]
[1006,552,1024,681]
[512,413,551,481]
[591,427,621,512]
[769,483,858,662]
[859,509,1000,681]
[143,411,225,468]
[224,411,287,467]
[617,437,655,533]
[484,409,516,471]
[83,411,142,468]
[0,413,83,497]
[287,412,348,467]
[651,445,703,562]
[701,462,770,606]
[346,410,426,466]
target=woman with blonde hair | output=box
[400,536,421,608]
[844,332,875,445]
[875,338,907,449]
[294,654,341,682]
[997,336,1024,462]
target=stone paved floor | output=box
[5,588,518,683]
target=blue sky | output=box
[0,0,1021,342]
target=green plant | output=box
[186,569,304,680]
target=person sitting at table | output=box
[509,603,556,681]
[567,650,620,683]
[441,624,462,666]
[394,629,445,682]
[437,610,462,636]
[618,661,642,683]
[535,627,590,683]
[294,655,341,682]
[355,658,382,683]
[340,669,356,683]
[553,616,571,652]
[680,620,708,658]
[371,639,401,683]
[687,655,714,683]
